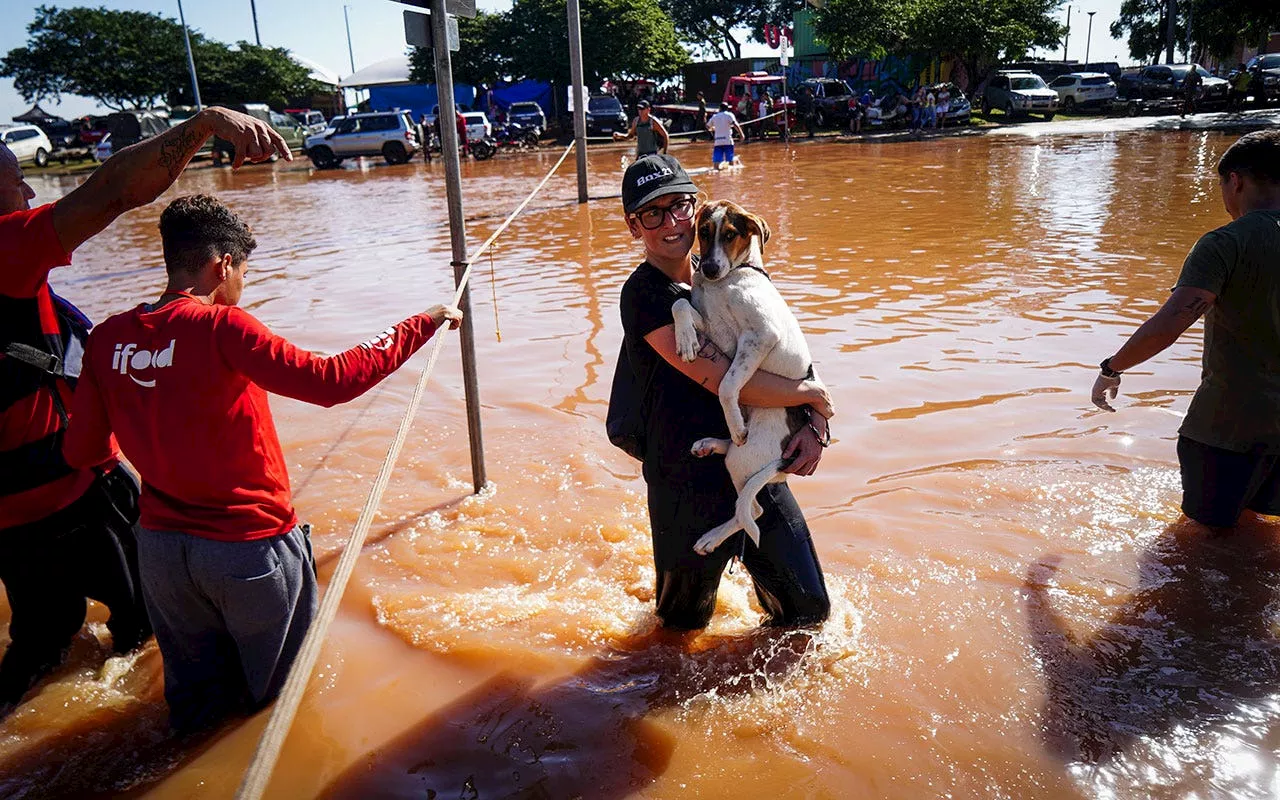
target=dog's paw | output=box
[694,530,728,555]
[690,437,728,458]
[675,329,699,363]
[730,425,749,447]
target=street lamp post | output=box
[176,0,202,110]
[1063,5,1071,62]
[343,5,357,109]
[250,0,261,46]
[1085,11,1096,66]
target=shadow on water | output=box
[321,626,818,799]
[1023,516,1280,766]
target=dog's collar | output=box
[742,263,771,280]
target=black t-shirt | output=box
[619,261,732,487]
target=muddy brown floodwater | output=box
[3,129,1278,799]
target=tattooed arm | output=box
[1106,286,1216,373]
[51,108,290,254]
[644,323,833,416]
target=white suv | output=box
[1047,72,1117,111]
[305,110,419,168]
[461,112,492,142]
[1,124,54,167]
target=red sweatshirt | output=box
[64,295,438,541]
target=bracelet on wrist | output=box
[1099,357,1121,378]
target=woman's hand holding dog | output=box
[783,418,827,476]
[803,380,834,419]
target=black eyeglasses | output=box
[631,197,695,230]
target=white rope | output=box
[234,141,576,800]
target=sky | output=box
[1,0,1134,123]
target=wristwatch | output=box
[1099,357,1121,378]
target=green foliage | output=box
[505,0,689,86]
[186,43,320,109]
[1,5,321,111]
[1,5,191,109]
[407,11,513,86]
[1111,0,1280,63]
[816,0,1063,65]
[659,0,797,60]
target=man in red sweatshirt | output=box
[63,194,461,732]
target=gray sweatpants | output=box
[136,524,318,732]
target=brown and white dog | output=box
[672,199,824,555]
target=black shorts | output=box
[1177,435,1280,528]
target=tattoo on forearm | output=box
[158,126,202,179]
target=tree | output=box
[660,0,795,60]
[407,11,513,86]
[814,0,1063,79]
[1,5,192,109]
[813,0,916,61]
[1111,0,1280,64]
[505,0,689,87]
[182,42,320,109]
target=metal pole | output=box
[1085,11,1095,66]
[566,0,588,204]
[250,0,261,45]
[177,0,202,110]
[1063,5,1071,62]
[431,0,487,493]
[343,5,356,74]
[1164,0,1176,64]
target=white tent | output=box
[340,55,414,89]
[291,54,342,88]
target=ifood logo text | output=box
[111,340,176,387]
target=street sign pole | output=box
[429,0,487,493]
[566,0,588,203]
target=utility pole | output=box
[431,0,487,493]
[1165,0,1176,64]
[177,0,202,110]
[1185,0,1193,62]
[1063,5,1071,62]
[566,0,588,203]
[1085,11,1096,66]
[344,5,357,109]
[250,0,261,45]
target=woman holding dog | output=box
[615,154,832,631]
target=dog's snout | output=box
[700,258,726,280]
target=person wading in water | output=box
[0,107,288,716]
[1092,130,1280,532]
[613,100,669,158]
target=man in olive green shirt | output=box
[1092,130,1280,529]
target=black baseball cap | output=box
[621,154,698,215]
[637,99,651,109]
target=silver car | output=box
[982,71,1059,120]
[305,110,419,168]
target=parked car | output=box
[1117,64,1228,112]
[1,124,55,167]
[77,115,110,147]
[1236,53,1280,104]
[798,77,853,127]
[305,110,419,168]
[210,104,306,164]
[286,108,328,134]
[584,95,627,136]
[506,101,546,134]
[461,111,492,142]
[927,82,972,124]
[96,109,170,160]
[1047,72,1117,111]
[982,71,1058,119]
[425,103,471,128]
[26,117,81,152]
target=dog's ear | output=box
[744,212,771,246]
